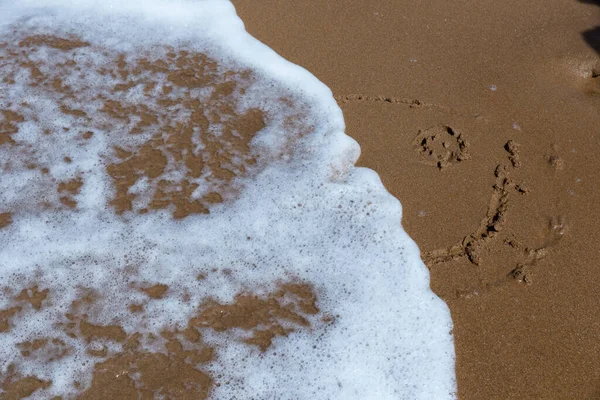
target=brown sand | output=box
[1,1,599,398]
[232,0,600,398]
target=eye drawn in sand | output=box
[413,124,470,170]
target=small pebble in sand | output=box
[512,122,521,131]
[489,84,497,91]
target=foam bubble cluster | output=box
[0,1,456,398]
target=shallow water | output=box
[0,1,456,398]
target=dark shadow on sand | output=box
[579,0,600,54]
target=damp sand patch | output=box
[0,1,455,399]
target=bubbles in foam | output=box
[0,0,455,398]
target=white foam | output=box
[0,0,456,398]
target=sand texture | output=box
[1,0,599,398]
[232,0,600,398]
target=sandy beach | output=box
[233,1,600,398]
[1,0,599,399]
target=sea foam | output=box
[0,0,456,398]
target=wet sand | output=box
[1,1,599,398]
[232,1,600,399]
[0,33,324,398]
